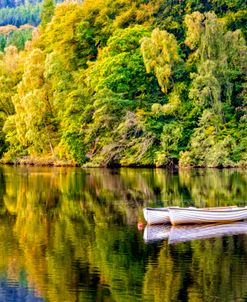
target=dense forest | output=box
[0,0,41,8]
[0,0,62,26]
[0,0,246,167]
[0,0,62,52]
[0,4,41,27]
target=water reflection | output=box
[144,222,247,244]
[0,166,246,301]
[0,281,44,302]
[144,236,247,302]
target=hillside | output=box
[0,0,246,168]
[0,0,63,52]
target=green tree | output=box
[186,12,246,118]
[179,12,247,167]
[89,26,153,99]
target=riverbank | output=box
[1,155,246,168]
[0,156,78,167]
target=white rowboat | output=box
[168,206,247,226]
[143,207,170,225]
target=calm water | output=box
[0,166,246,302]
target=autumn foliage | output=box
[0,0,246,167]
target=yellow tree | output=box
[141,28,181,93]
[4,48,58,158]
[40,2,84,69]
[0,46,21,117]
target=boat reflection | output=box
[143,221,247,244]
[143,225,171,243]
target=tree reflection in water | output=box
[0,166,246,301]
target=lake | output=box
[0,166,246,301]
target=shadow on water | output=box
[0,165,246,301]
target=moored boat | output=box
[168,206,247,226]
[143,207,170,225]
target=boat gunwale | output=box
[168,206,247,213]
[144,207,168,212]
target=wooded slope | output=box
[0,0,246,167]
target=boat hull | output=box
[143,207,170,225]
[168,207,247,226]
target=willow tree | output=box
[141,28,181,94]
[141,28,189,166]
[0,46,20,117]
[3,48,58,159]
[40,2,86,163]
[0,46,22,156]
[180,12,247,167]
[186,12,247,119]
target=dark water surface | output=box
[0,166,246,302]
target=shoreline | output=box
[0,157,246,169]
